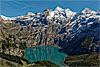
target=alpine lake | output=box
[24,46,67,66]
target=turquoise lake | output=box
[24,46,67,66]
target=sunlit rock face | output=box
[24,46,67,66]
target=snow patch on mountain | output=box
[54,6,64,11]
[26,12,35,16]
[0,15,16,21]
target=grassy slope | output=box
[64,53,99,66]
[0,58,21,67]
[64,37,94,55]
[64,37,99,66]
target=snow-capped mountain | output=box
[0,7,99,55]
[68,8,100,37]
[0,15,17,21]
[47,7,76,23]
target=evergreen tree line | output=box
[0,52,30,65]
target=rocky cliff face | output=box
[0,7,99,55]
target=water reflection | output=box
[24,46,67,66]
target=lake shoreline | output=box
[25,45,62,50]
[62,55,69,67]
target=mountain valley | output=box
[0,7,100,66]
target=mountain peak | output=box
[82,8,92,13]
[43,9,51,12]
[0,15,9,20]
[65,8,71,11]
[54,6,64,11]
[84,8,91,11]
[26,12,35,16]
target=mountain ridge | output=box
[0,7,98,19]
[0,6,99,55]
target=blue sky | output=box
[0,0,99,17]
